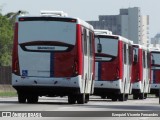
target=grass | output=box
[0,91,17,97]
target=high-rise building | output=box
[87,7,149,46]
[151,33,160,46]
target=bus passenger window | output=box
[143,51,146,68]
[124,44,126,64]
[83,29,87,56]
[89,32,93,56]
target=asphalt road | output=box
[0,96,159,120]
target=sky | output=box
[0,0,159,38]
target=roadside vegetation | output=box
[0,91,17,97]
[0,7,28,66]
[0,9,13,66]
[0,8,27,97]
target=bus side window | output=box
[83,29,87,56]
[133,48,138,63]
[143,51,146,68]
[89,31,93,57]
[147,52,150,68]
[129,46,132,65]
[124,44,127,64]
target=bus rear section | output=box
[150,49,160,97]
[131,45,151,99]
[94,30,133,101]
[12,11,95,104]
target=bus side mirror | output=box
[134,54,138,63]
[97,43,102,53]
[152,59,155,65]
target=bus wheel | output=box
[155,93,159,97]
[27,95,39,103]
[18,92,27,103]
[118,94,125,101]
[144,93,147,99]
[77,94,85,104]
[101,95,107,99]
[68,95,76,104]
[112,96,118,101]
[133,94,138,99]
[85,94,89,103]
[139,93,144,99]
[125,94,128,101]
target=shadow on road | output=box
[0,101,18,104]
[0,100,69,105]
[77,104,160,111]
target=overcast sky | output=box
[0,0,159,38]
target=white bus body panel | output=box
[94,80,122,90]
[151,84,160,90]
[12,74,82,88]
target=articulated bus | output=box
[94,30,133,101]
[12,11,95,104]
[131,44,151,99]
[150,47,160,97]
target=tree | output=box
[0,13,13,66]
[5,10,28,25]
[0,10,28,66]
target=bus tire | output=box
[77,94,85,104]
[139,93,144,99]
[118,94,125,101]
[85,94,89,103]
[133,94,138,99]
[112,96,118,101]
[125,94,128,101]
[68,95,76,104]
[18,92,27,103]
[144,93,147,99]
[27,95,38,103]
[155,93,159,97]
[101,95,107,99]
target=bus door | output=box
[87,31,94,93]
[142,50,147,91]
[123,43,130,93]
[82,28,89,93]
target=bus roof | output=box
[16,11,94,31]
[149,47,160,52]
[94,30,133,45]
[132,44,148,51]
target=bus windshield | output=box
[151,52,160,68]
[95,35,118,62]
[18,17,76,52]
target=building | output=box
[151,33,160,44]
[87,7,149,46]
[150,33,160,48]
[140,15,150,46]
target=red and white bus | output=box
[131,44,151,99]
[150,47,160,97]
[94,29,133,101]
[12,11,95,104]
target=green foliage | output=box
[0,13,13,66]
[0,91,17,97]
[0,10,28,66]
[0,7,28,66]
